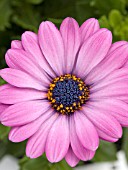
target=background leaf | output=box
[25,0,44,4]
[0,124,10,140]
[6,141,26,157]
[92,0,126,15]
[0,0,12,31]
[12,2,42,32]
[109,10,122,28]
[92,141,117,162]
[122,128,128,162]
[0,142,7,159]
[19,156,72,170]
[0,0,128,169]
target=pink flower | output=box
[0,17,128,167]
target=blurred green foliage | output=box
[0,0,128,169]
[19,156,72,170]
[122,128,128,162]
[1,0,128,69]
[92,141,117,162]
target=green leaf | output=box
[25,0,44,4]
[12,2,42,32]
[0,78,6,85]
[51,160,72,170]
[125,0,128,5]
[99,16,111,29]
[7,141,26,157]
[122,128,128,162]
[19,156,72,170]
[92,0,126,15]
[47,18,62,28]
[48,18,62,24]
[42,0,76,19]
[0,142,7,159]
[0,124,10,140]
[0,0,12,31]
[76,0,95,24]
[20,157,49,170]
[109,10,122,28]
[92,141,117,162]
[43,0,95,25]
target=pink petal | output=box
[6,40,24,69]
[0,100,50,126]
[83,106,122,139]
[65,146,79,167]
[96,129,118,142]
[125,61,128,67]
[91,67,128,91]
[80,18,100,43]
[11,40,23,49]
[5,53,19,70]
[70,115,95,160]
[0,68,46,90]
[9,109,54,142]
[91,81,128,98]
[89,99,128,127]
[60,17,80,73]
[6,49,50,85]
[0,84,46,104]
[8,41,23,69]
[46,115,69,163]
[38,21,64,76]
[108,41,127,55]
[22,31,37,41]
[74,111,99,151]
[73,29,112,78]
[22,31,56,78]
[86,43,128,84]
[117,97,128,102]
[0,103,9,114]
[26,113,59,158]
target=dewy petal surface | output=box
[46,115,69,162]
[60,17,80,73]
[38,21,65,76]
[73,29,112,78]
[0,100,50,126]
[80,18,100,43]
[0,84,46,104]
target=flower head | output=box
[0,17,128,167]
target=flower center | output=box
[47,74,90,115]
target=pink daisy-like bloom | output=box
[0,17,128,167]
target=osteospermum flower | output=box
[0,17,128,167]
